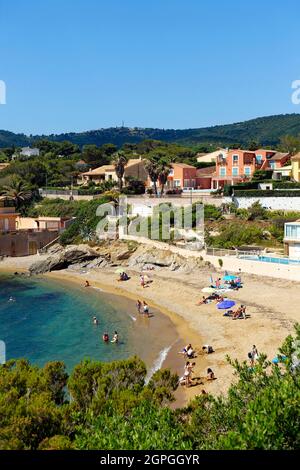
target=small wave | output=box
[145,345,172,384]
[130,315,137,322]
[92,287,103,292]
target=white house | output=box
[12,147,40,160]
[284,220,300,259]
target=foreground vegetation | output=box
[0,326,299,450]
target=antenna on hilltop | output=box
[122,120,124,128]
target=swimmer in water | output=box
[84,280,90,287]
[102,332,109,342]
[111,331,119,343]
[8,296,15,302]
[93,316,98,325]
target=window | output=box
[174,179,181,187]
[232,167,239,176]
[285,224,300,240]
[169,168,174,176]
[269,162,275,169]
[232,154,239,165]
[220,168,226,177]
[184,179,190,187]
[244,167,251,176]
[256,155,262,163]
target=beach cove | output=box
[1,253,299,405]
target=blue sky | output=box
[1,0,300,134]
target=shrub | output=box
[218,258,223,268]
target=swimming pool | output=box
[239,255,300,265]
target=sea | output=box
[0,272,180,378]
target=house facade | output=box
[0,198,72,256]
[291,153,300,182]
[147,163,215,190]
[212,149,290,188]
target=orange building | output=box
[212,149,290,188]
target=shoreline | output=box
[0,262,200,407]
[45,270,202,407]
[1,253,299,404]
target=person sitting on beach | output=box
[202,345,214,354]
[92,316,98,325]
[232,306,242,320]
[196,296,209,305]
[118,272,129,281]
[229,280,239,290]
[207,368,215,380]
[179,344,192,356]
[102,332,109,342]
[111,331,119,343]
[186,345,195,359]
[84,280,90,287]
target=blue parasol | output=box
[217,300,236,309]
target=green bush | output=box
[212,223,264,248]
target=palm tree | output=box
[112,152,128,192]
[144,158,160,197]
[158,160,172,197]
[0,178,33,209]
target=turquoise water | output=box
[0,273,178,373]
[240,255,300,265]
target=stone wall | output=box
[0,230,59,257]
[224,196,300,210]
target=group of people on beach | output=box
[178,342,215,388]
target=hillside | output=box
[1,113,300,148]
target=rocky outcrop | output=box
[126,245,208,273]
[29,244,102,275]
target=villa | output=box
[284,220,300,259]
[212,149,290,189]
[78,158,148,186]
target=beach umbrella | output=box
[217,300,236,309]
[272,355,287,364]
[223,275,237,281]
[202,287,215,293]
[115,268,125,274]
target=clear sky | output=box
[1,0,300,135]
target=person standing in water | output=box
[136,299,142,314]
[102,332,109,342]
[92,316,98,325]
[111,331,119,343]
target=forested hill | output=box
[1,113,300,148]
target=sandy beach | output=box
[1,253,299,406]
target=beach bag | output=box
[248,352,252,359]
